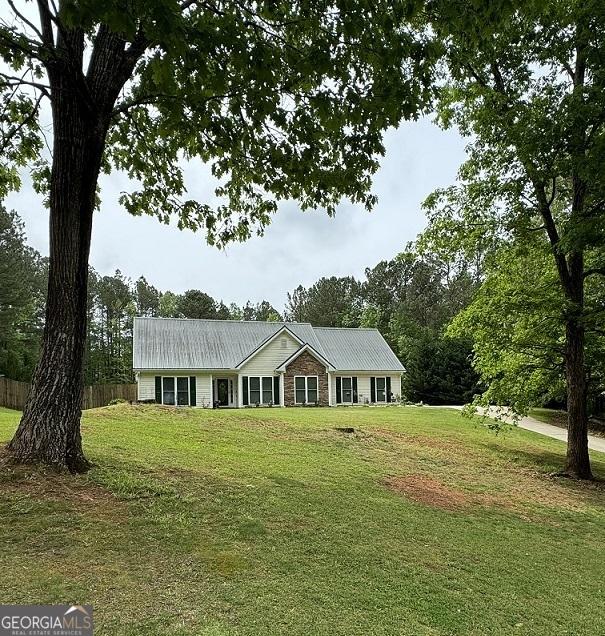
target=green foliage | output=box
[177,289,218,319]
[421,0,605,419]
[134,276,160,317]
[286,276,363,326]
[449,240,605,415]
[0,1,438,246]
[282,248,479,404]
[363,249,479,403]
[401,329,479,405]
[86,270,136,384]
[243,300,282,322]
[0,207,46,381]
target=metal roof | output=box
[133,317,403,372]
[313,327,404,372]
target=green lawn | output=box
[1,405,605,636]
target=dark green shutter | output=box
[352,377,358,403]
[273,376,280,405]
[386,377,392,403]
[155,376,162,403]
[336,377,342,404]
[370,377,376,403]
[242,376,249,406]
[189,376,196,406]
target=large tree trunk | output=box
[4,16,145,472]
[564,317,592,478]
[562,252,592,479]
[8,88,107,473]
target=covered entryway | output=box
[213,376,237,407]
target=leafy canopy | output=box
[0,0,436,245]
[420,0,605,413]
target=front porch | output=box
[212,375,238,408]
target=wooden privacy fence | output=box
[0,377,137,411]
[82,383,137,409]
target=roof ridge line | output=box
[134,316,313,326]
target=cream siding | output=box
[239,332,301,375]
[137,372,156,401]
[138,368,401,407]
[196,374,213,408]
[329,373,402,405]
[137,372,213,408]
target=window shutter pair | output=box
[370,377,376,403]
[155,376,162,403]
[352,377,358,403]
[242,376,249,405]
[273,376,280,405]
[336,377,342,404]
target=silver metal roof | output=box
[133,317,404,372]
[313,327,404,371]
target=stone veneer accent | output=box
[283,350,329,407]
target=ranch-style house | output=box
[133,317,404,408]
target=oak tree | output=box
[1,1,434,471]
[425,0,605,478]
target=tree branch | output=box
[532,178,572,295]
[36,1,54,48]
[8,0,44,42]
[583,268,605,279]
[0,28,46,62]
[0,92,43,154]
[0,71,51,97]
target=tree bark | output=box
[8,78,107,473]
[562,253,593,479]
[5,14,147,473]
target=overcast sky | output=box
[7,117,466,311]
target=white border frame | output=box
[294,375,319,404]
[339,376,354,404]
[247,375,276,406]
[374,376,387,403]
[236,326,303,369]
[161,375,191,406]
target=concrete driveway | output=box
[443,405,605,454]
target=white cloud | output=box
[5,117,466,310]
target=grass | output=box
[1,404,605,636]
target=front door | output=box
[216,379,229,406]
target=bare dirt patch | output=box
[384,474,470,510]
[0,450,124,519]
[373,428,475,458]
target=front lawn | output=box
[1,405,604,635]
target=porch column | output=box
[209,374,213,408]
[280,371,285,407]
[237,374,243,408]
[327,372,333,406]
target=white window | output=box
[162,377,175,405]
[249,377,261,404]
[295,376,318,404]
[374,377,387,403]
[262,377,273,404]
[162,376,190,406]
[248,376,274,405]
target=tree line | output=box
[2,1,603,477]
[1,205,479,403]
